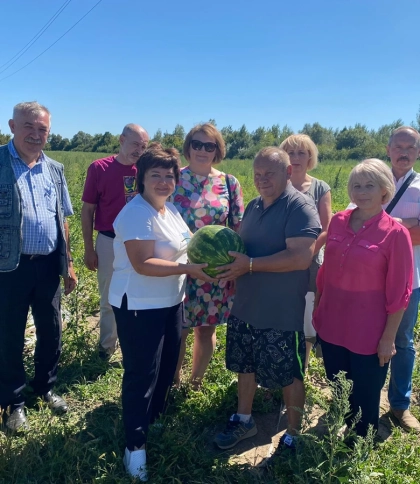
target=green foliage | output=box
[0,130,11,145]
[27,104,420,164]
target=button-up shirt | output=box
[385,168,420,289]
[314,209,413,355]
[347,168,420,289]
[8,140,73,255]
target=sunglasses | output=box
[190,140,218,152]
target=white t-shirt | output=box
[347,168,420,289]
[109,194,191,309]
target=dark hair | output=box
[136,143,181,194]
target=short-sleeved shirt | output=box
[231,183,321,331]
[313,209,413,355]
[303,177,331,289]
[82,156,138,232]
[109,194,190,310]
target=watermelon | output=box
[187,225,246,277]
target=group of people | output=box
[1,101,419,481]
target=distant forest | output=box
[1,106,419,161]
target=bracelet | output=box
[68,258,74,263]
[249,257,253,275]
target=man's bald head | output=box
[118,124,150,165]
[254,146,291,171]
[121,123,148,138]
[388,126,420,148]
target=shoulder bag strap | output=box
[225,173,234,229]
[385,172,417,215]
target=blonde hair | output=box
[183,123,226,164]
[279,134,319,170]
[348,158,395,204]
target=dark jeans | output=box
[112,295,183,450]
[320,337,388,437]
[0,252,62,409]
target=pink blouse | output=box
[313,209,413,355]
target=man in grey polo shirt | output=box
[213,147,321,459]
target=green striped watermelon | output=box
[187,225,246,277]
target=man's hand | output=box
[377,337,396,367]
[64,265,78,295]
[84,247,98,271]
[216,252,250,282]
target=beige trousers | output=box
[96,232,118,350]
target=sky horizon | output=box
[1,0,419,139]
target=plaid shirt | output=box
[8,141,73,255]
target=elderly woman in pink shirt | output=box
[313,158,413,437]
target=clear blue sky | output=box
[1,0,419,139]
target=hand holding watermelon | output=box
[215,251,251,282]
[185,262,218,283]
[187,226,246,278]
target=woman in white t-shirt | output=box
[109,144,213,482]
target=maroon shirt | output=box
[82,156,138,232]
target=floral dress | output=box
[173,167,244,328]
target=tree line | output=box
[1,106,419,161]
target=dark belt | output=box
[99,230,116,239]
[21,254,49,260]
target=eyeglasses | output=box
[190,140,218,152]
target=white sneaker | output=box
[123,447,148,481]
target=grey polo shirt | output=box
[231,183,321,331]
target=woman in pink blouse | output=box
[313,158,413,437]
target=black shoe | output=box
[4,406,29,431]
[41,391,68,414]
[98,345,115,361]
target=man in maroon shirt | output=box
[81,124,149,359]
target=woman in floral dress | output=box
[173,123,244,389]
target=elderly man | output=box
[385,126,420,432]
[0,101,77,431]
[213,147,321,458]
[81,124,149,359]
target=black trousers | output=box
[320,337,388,437]
[112,295,183,450]
[0,252,62,409]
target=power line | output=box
[0,0,103,83]
[0,0,72,74]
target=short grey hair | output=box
[348,158,395,204]
[13,101,51,120]
[254,146,290,171]
[388,126,420,148]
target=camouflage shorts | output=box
[226,315,306,389]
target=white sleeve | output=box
[115,205,156,242]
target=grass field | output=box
[1,152,419,483]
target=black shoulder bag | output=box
[385,172,416,215]
[225,174,234,229]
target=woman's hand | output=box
[377,338,397,367]
[187,263,217,283]
[216,252,250,282]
